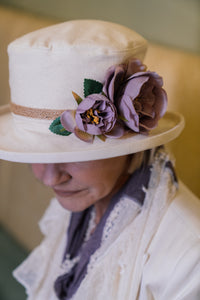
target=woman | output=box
[0,20,199,299]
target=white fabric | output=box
[0,108,184,163]
[8,20,147,110]
[13,152,200,299]
[138,181,200,300]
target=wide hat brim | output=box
[0,105,184,163]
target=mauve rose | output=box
[75,94,118,135]
[118,72,167,132]
[103,59,167,133]
[103,58,146,103]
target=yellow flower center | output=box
[86,108,100,124]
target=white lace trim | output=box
[58,255,81,277]
[84,208,96,242]
[102,196,141,243]
[86,196,141,275]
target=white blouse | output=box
[13,150,200,300]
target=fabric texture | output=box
[13,148,200,299]
[0,20,184,163]
[8,20,147,111]
[54,164,151,299]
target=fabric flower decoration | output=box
[75,94,117,135]
[49,58,168,142]
[61,93,124,142]
[103,59,167,133]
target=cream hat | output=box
[0,20,184,163]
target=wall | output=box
[0,0,199,53]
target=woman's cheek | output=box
[31,164,45,181]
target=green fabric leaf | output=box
[84,79,103,97]
[49,117,72,136]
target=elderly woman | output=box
[0,20,199,300]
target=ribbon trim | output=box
[10,102,65,120]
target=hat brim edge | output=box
[0,105,185,163]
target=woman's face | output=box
[31,156,130,213]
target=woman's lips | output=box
[53,188,86,197]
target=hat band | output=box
[10,102,65,120]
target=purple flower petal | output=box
[103,59,168,134]
[126,59,147,77]
[105,121,125,138]
[60,110,76,132]
[83,123,102,135]
[103,59,147,102]
[153,88,168,117]
[118,95,139,132]
[122,75,149,99]
[103,64,126,102]
[75,94,117,135]
[76,97,95,112]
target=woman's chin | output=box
[54,192,92,212]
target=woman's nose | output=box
[32,164,71,187]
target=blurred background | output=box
[0,0,199,299]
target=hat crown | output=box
[8,20,147,113]
[8,20,146,53]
